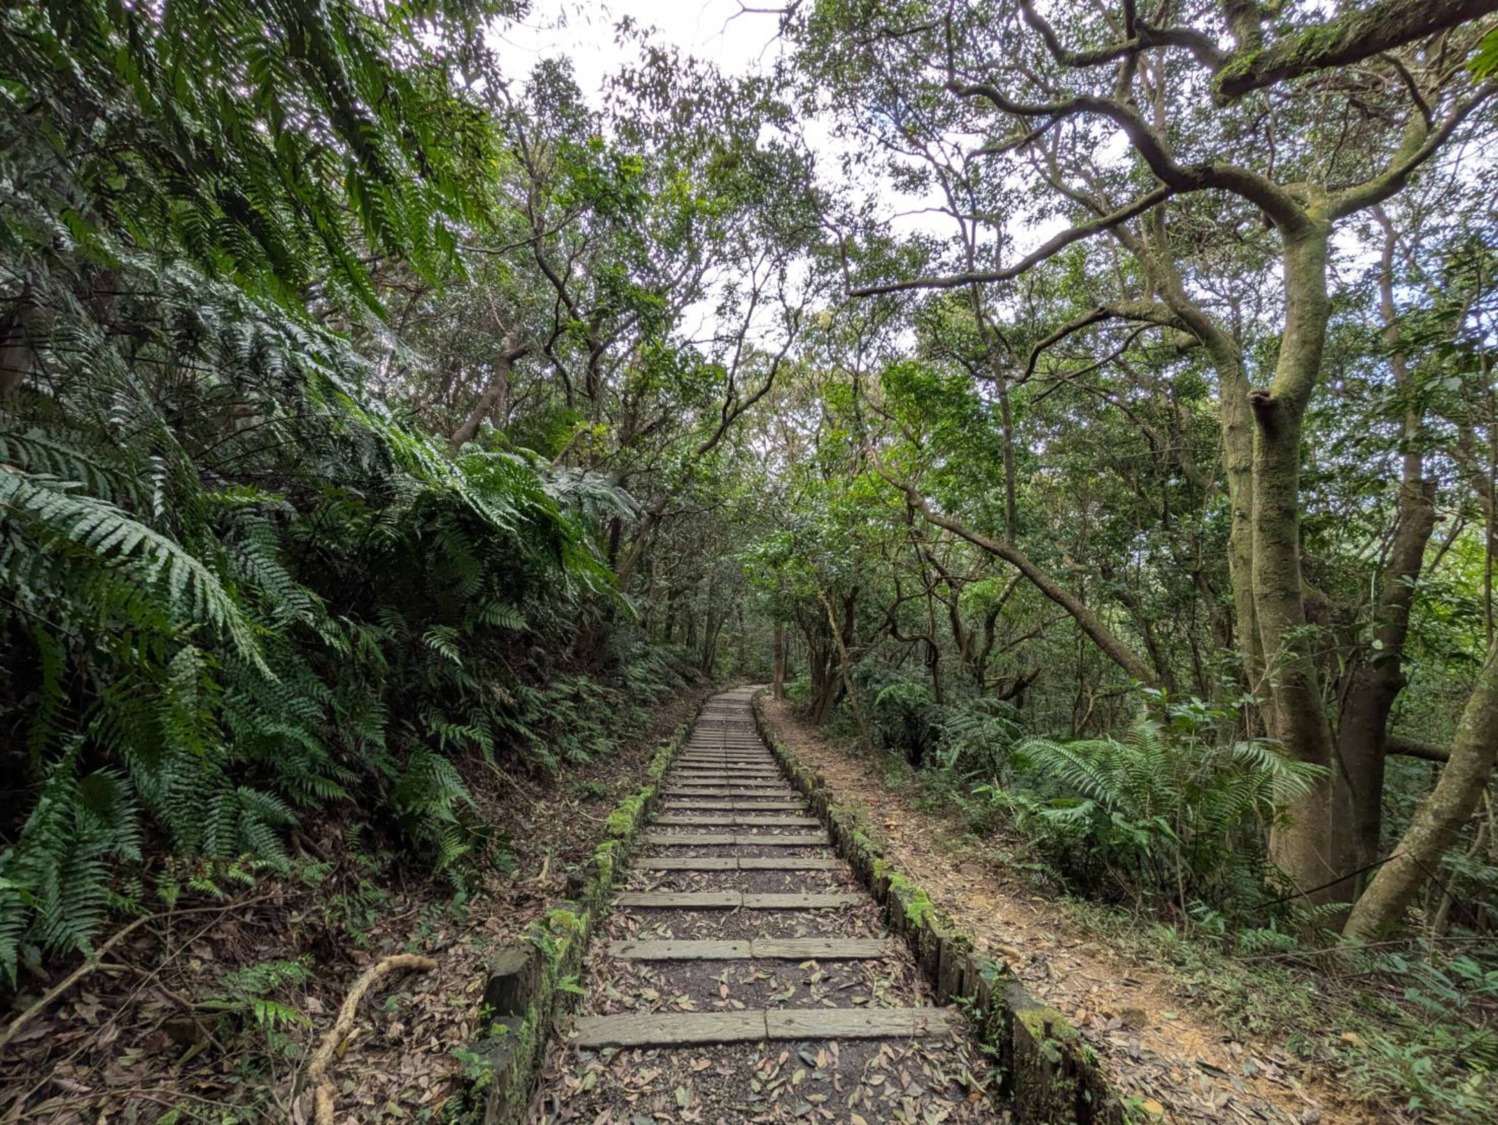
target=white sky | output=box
[486,0,945,236]
[482,0,1057,337]
[486,1,868,352]
[491,1,789,98]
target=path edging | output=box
[455,700,704,1124]
[751,692,1126,1125]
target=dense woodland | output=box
[2,0,1498,1120]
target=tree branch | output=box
[1215,0,1498,100]
[1330,81,1498,219]
[1388,735,1451,763]
[876,470,1158,685]
[1023,300,1182,382]
[949,82,1309,229]
[1018,0,1226,72]
[850,185,1173,296]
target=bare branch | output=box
[1330,81,1498,218]
[1017,0,1225,72]
[1388,735,1451,763]
[948,82,1309,228]
[1023,300,1181,382]
[850,184,1173,296]
[875,469,1158,685]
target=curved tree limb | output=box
[1344,636,1498,938]
[1387,736,1451,763]
[948,82,1309,229]
[1023,300,1182,383]
[1214,0,1498,101]
[850,184,1173,296]
[877,471,1158,685]
[1330,81,1498,218]
[308,953,438,1125]
[1018,0,1226,72]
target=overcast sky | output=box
[490,1,789,96]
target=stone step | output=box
[642,832,827,847]
[653,815,821,827]
[607,938,893,961]
[638,856,840,871]
[662,793,794,801]
[614,892,861,909]
[572,1007,952,1048]
[659,800,804,811]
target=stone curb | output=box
[751,692,1125,1125]
[453,697,707,1124]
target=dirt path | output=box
[532,688,995,1123]
[756,697,1373,1125]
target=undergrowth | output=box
[793,676,1498,1121]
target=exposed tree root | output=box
[306,952,438,1125]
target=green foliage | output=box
[0,0,708,985]
[977,696,1325,915]
[1470,27,1498,79]
[1336,950,1498,1116]
[870,680,942,765]
[203,957,314,1034]
[0,0,513,308]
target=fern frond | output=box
[0,469,264,669]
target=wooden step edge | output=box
[614,892,861,909]
[640,833,829,847]
[638,857,840,871]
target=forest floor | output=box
[0,686,715,1124]
[755,697,1377,1125]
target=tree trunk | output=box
[1335,219,1438,876]
[1138,209,1264,703]
[772,621,787,699]
[448,340,528,454]
[1344,635,1498,939]
[806,629,839,724]
[818,587,872,748]
[700,621,721,676]
[1253,225,1342,901]
[0,280,37,395]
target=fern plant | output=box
[982,702,1325,916]
[0,0,700,989]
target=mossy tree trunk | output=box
[1335,212,1439,880]
[772,620,787,699]
[1344,636,1498,938]
[1247,223,1345,900]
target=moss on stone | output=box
[1016,1004,1078,1043]
[604,789,651,839]
[885,871,937,927]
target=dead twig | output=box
[0,917,150,1054]
[0,895,276,1055]
[306,952,438,1125]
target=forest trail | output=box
[533,687,993,1121]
